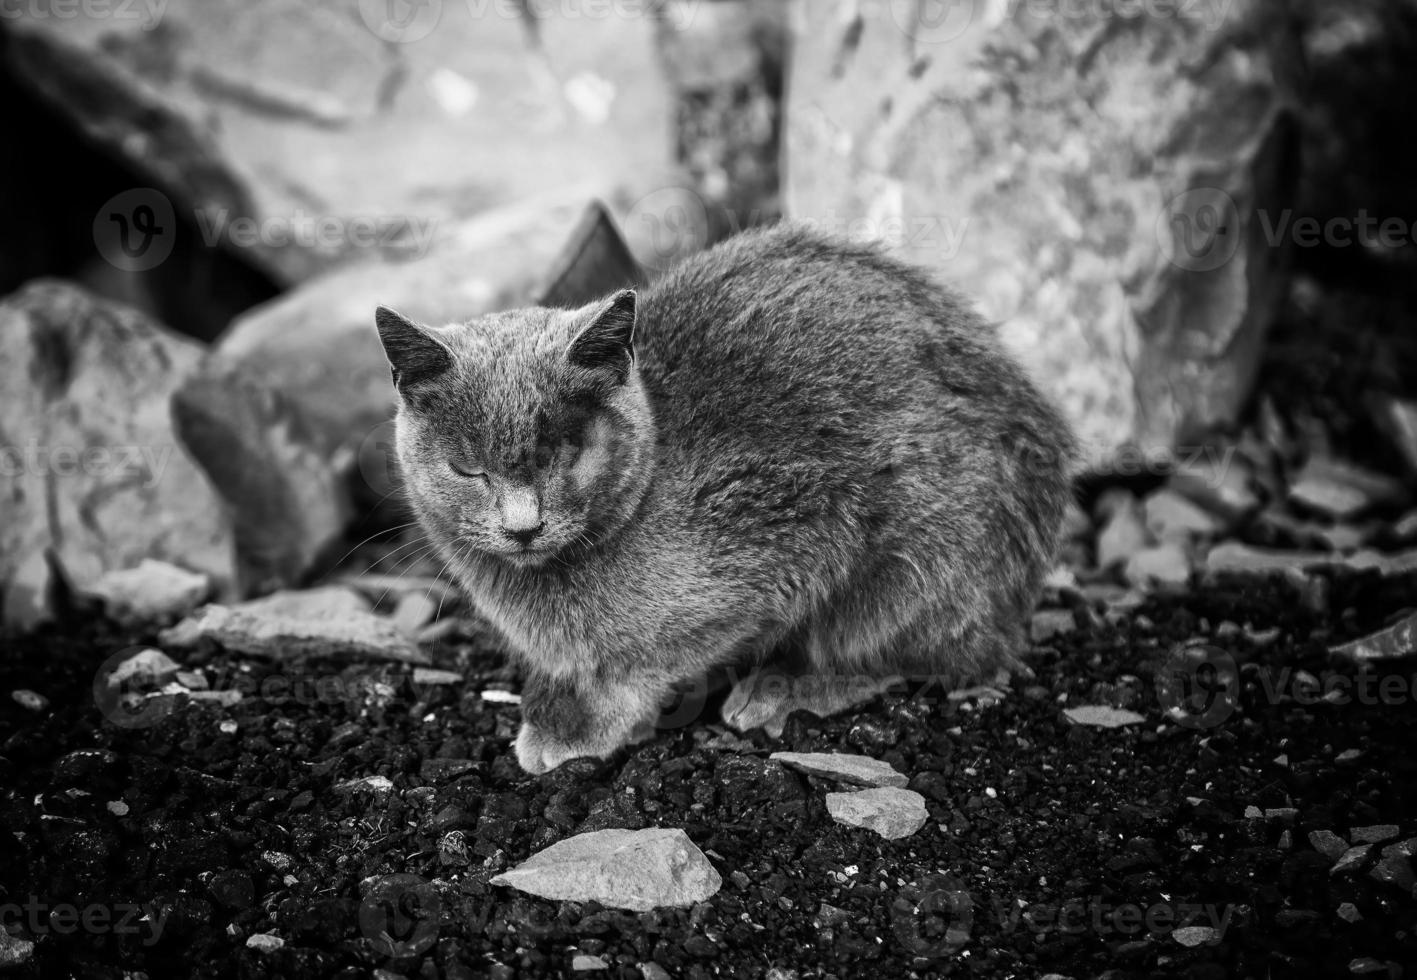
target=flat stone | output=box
[1206,542,1337,576]
[412,668,464,686]
[1063,705,1146,729]
[1170,454,1260,523]
[1172,926,1219,947]
[491,828,721,912]
[1330,610,1417,662]
[1330,844,1372,875]
[1368,846,1416,894]
[83,559,211,625]
[572,955,610,971]
[245,934,284,952]
[1309,830,1350,862]
[104,648,182,690]
[824,787,929,840]
[0,282,237,620]
[769,752,909,788]
[11,689,48,712]
[1144,488,1224,541]
[159,598,426,664]
[1124,542,1192,589]
[1290,456,1407,519]
[1344,549,1417,576]
[236,586,371,621]
[1350,825,1399,845]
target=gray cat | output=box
[376,224,1074,773]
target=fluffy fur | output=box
[376,224,1075,773]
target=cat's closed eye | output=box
[450,461,490,485]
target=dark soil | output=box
[3,570,1416,980]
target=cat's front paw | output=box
[514,721,598,774]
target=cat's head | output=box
[375,290,655,568]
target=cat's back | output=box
[634,224,1045,461]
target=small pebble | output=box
[1336,902,1361,923]
[11,689,47,712]
[1309,830,1348,861]
[106,800,129,816]
[1349,825,1398,845]
[1331,844,1373,876]
[246,933,284,952]
[572,954,609,971]
[1172,926,1218,947]
[219,720,239,735]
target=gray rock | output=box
[491,828,721,912]
[83,559,211,624]
[1124,543,1192,590]
[1096,491,1151,569]
[1144,489,1224,541]
[11,689,48,712]
[1309,830,1349,862]
[1063,706,1146,729]
[1029,609,1076,645]
[1330,610,1417,662]
[1350,825,1400,845]
[784,1,1294,458]
[0,929,34,968]
[1205,543,1337,576]
[769,751,909,788]
[160,587,426,664]
[0,282,236,622]
[6,10,671,286]
[1330,844,1372,876]
[1169,453,1259,522]
[1289,456,1407,519]
[824,787,928,840]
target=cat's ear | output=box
[566,289,636,384]
[375,306,453,394]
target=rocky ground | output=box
[2,502,1416,979]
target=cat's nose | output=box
[504,523,544,546]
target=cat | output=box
[375,223,1075,773]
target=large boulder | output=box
[172,196,598,594]
[3,2,672,286]
[0,282,236,623]
[784,0,1299,461]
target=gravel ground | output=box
[2,569,1416,979]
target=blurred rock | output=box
[1169,451,1260,522]
[82,559,210,625]
[173,198,589,593]
[824,787,927,840]
[5,7,670,286]
[1370,398,1417,479]
[1144,489,1224,542]
[1030,610,1076,645]
[0,282,235,624]
[1124,543,1192,590]
[1205,542,1335,575]
[160,587,426,664]
[491,828,721,912]
[785,0,1297,459]
[1289,456,1408,518]
[1095,491,1150,570]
